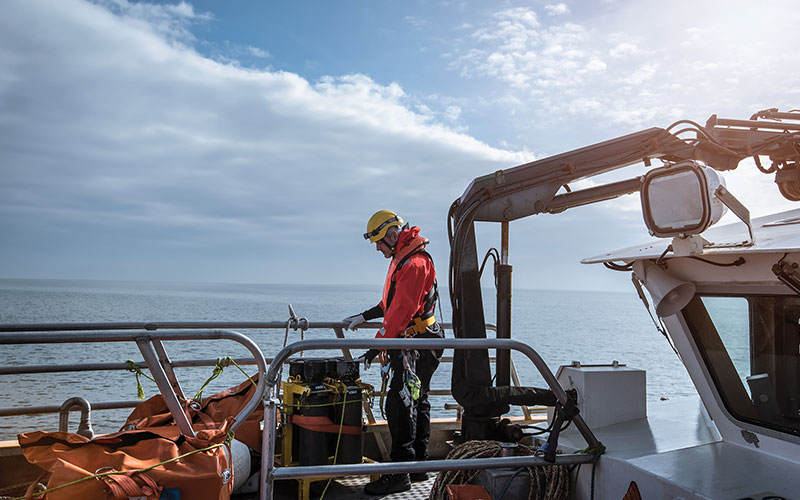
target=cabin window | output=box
[684,294,800,437]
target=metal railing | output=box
[0,327,268,438]
[0,322,595,500]
[260,337,602,500]
[0,320,539,423]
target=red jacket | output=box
[376,227,436,339]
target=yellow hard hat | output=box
[364,210,404,243]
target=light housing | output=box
[641,161,726,238]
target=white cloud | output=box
[582,59,607,73]
[0,0,527,283]
[444,105,461,122]
[609,42,638,58]
[247,46,270,58]
[624,63,658,85]
[449,0,800,130]
[544,3,571,16]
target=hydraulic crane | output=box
[448,108,800,440]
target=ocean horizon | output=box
[0,278,694,440]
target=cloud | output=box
[544,3,571,16]
[449,0,800,129]
[0,0,527,283]
[247,46,270,58]
[444,105,461,122]
[609,42,638,58]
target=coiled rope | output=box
[429,440,571,500]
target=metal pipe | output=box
[58,397,94,439]
[152,339,186,401]
[0,322,488,344]
[497,222,512,388]
[260,388,279,500]
[265,339,592,422]
[0,329,268,344]
[0,400,141,417]
[546,177,642,214]
[272,453,595,480]
[0,321,305,332]
[712,117,800,132]
[137,337,195,437]
[260,337,602,497]
[220,330,269,434]
[0,388,543,417]
[0,329,269,439]
[0,353,502,376]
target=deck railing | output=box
[260,337,602,500]
[0,322,601,500]
[0,327,269,438]
[0,320,537,424]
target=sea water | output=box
[0,279,693,440]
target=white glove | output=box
[343,314,366,330]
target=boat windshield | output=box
[683,294,800,437]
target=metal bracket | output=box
[713,185,755,247]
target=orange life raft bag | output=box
[19,422,233,500]
[122,372,264,451]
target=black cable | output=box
[479,248,500,279]
[687,256,745,267]
[496,467,527,500]
[603,261,632,272]
[754,155,775,174]
[655,245,672,266]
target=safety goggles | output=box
[363,216,400,240]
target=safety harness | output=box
[385,241,439,337]
[378,239,439,415]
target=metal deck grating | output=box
[242,475,436,500]
[320,475,435,499]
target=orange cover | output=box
[124,373,264,450]
[446,484,494,500]
[19,424,232,500]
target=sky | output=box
[1,0,799,292]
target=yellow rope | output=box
[319,383,349,500]
[190,357,230,403]
[11,431,234,500]
[125,360,156,399]
[576,442,606,456]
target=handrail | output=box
[0,320,492,333]
[259,337,601,500]
[0,329,268,438]
[0,321,512,420]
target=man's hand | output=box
[359,349,380,368]
[343,314,366,330]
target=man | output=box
[344,210,443,495]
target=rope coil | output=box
[429,440,571,500]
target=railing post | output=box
[152,339,186,401]
[261,387,279,500]
[136,337,195,437]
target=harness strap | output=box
[404,314,436,337]
[288,415,362,435]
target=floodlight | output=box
[641,161,727,238]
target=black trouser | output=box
[385,332,442,462]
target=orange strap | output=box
[289,415,362,435]
[103,470,162,500]
[24,470,48,500]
